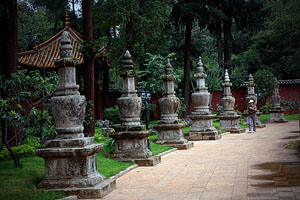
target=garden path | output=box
[101,121,300,200]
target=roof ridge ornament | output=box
[65,9,70,28]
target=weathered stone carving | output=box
[185,57,221,140]
[154,60,193,150]
[241,74,266,128]
[219,70,245,133]
[109,50,160,166]
[35,31,115,199]
[268,77,287,123]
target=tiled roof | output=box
[18,27,83,68]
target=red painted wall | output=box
[100,84,300,120]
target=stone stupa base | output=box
[185,129,221,141]
[35,137,116,199]
[109,125,161,166]
[219,114,245,134]
[185,114,222,141]
[267,108,288,123]
[154,123,194,150]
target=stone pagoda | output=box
[268,77,287,123]
[154,60,194,150]
[109,50,160,166]
[219,70,245,133]
[242,74,266,128]
[35,31,115,199]
[185,57,221,140]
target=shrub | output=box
[103,106,121,124]
[260,101,272,114]
[0,137,41,161]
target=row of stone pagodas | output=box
[109,50,161,166]
[241,74,266,128]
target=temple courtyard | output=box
[99,121,300,200]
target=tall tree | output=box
[82,0,95,136]
[171,0,204,117]
[0,0,18,147]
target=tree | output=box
[255,0,300,79]
[171,0,205,117]
[0,0,18,148]
[82,0,95,137]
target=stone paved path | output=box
[102,121,300,200]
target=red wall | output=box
[100,84,300,120]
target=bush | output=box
[260,101,272,114]
[103,106,121,125]
[24,108,57,140]
[0,137,41,161]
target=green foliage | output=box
[103,106,121,125]
[253,69,274,100]
[260,101,272,114]
[24,109,57,140]
[0,70,58,144]
[204,64,224,94]
[281,95,300,113]
[137,53,177,95]
[243,45,263,73]
[0,137,41,161]
[229,64,248,91]
[255,0,300,79]
[0,157,66,200]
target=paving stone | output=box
[102,122,299,200]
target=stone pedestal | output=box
[268,108,288,123]
[154,60,193,150]
[154,122,193,150]
[110,125,160,166]
[109,51,160,166]
[219,114,245,133]
[185,114,221,140]
[267,78,287,123]
[218,70,245,133]
[185,57,221,141]
[35,31,115,199]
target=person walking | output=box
[248,99,257,133]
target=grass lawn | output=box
[0,157,66,200]
[0,150,134,200]
[149,134,173,155]
[260,113,299,123]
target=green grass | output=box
[149,134,173,155]
[260,113,299,123]
[97,152,134,178]
[0,157,66,200]
[0,151,134,200]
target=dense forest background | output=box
[17,0,300,110]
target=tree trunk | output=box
[0,0,18,147]
[82,0,95,137]
[223,19,232,67]
[125,10,136,61]
[183,19,193,118]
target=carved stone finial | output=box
[224,69,230,82]
[123,50,133,70]
[165,59,173,75]
[197,56,204,73]
[60,31,73,59]
[65,9,70,27]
